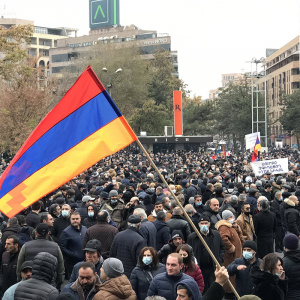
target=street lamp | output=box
[102,67,122,96]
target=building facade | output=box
[258,36,299,147]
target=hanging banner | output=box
[251,158,288,177]
[174,91,183,136]
[245,132,260,150]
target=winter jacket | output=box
[130,263,166,300]
[93,274,136,300]
[153,219,171,251]
[236,213,256,241]
[16,237,64,289]
[110,226,147,278]
[83,221,118,259]
[184,264,204,294]
[201,282,224,300]
[75,203,88,220]
[25,211,40,229]
[282,250,300,300]
[215,220,243,267]
[253,210,276,258]
[271,198,284,226]
[82,204,98,228]
[246,195,257,211]
[251,265,288,300]
[14,252,59,300]
[1,224,20,244]
[283,198,300,236]
[147,271,192,300]
[167,215,191,241]
[101,199,125,229]
[139,219,157,248]
[63,274,101,300]
[202,207,221,229]
[227,256,262,296]
[69,257,103,283]
[176,278,202,300]
[148,209,172,222]
[0,250,19,294]
[187,229,224,269]
[59,225,87,264]
[186,185,199,202]
[51,216,71,242]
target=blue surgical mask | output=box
[243,251,253,261]
[196,202,202,206]
[61,210,69,217]
[279,196,283,201]
[246,187,249,192]
[142,256,152,265]
[88,212,94,217]
[281,189,284,194]
[200,225,209,233]
[111,200,118,204]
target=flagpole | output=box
[135,139,240,299]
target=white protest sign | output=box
[245,132,260,150]
[251,158,288,177]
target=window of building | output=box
[52,66,65,74]
[52,54,68,63]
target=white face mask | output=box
[171,189,176,194]
[229,218,235,224]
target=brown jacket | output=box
[93,274,136,300]
[236,213,256,242]
[148,210,172,222]
[215,220,243,267]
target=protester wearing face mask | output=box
[82,204,98,228]
[193,195,205,215]
[215,210,243,295]
[187,216,225,294]
[251,253,287,300]
[51,204,71,243]
[236,202,256,242]
[130,247,165,300]
[176,244,204,294]
[227,240,262,297]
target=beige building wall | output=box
[258,36,300,146]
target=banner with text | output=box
[245,132,260,150]
[251,158,288,177]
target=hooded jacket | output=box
[93,274,136,300]
[176,278,202,300]
[203,206,221,229]
[153,219,171,251]
[14,252,59,300]
[283,198,300,236]
[251,265,288,300]
[282,250,300,300]
[82,204,98,228]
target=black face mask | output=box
[244,211,251,216]
[182,257,189,264]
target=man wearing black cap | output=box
[227,240,261,296]
[16,223,64,290]
[98,191,109,209]
[187,215,224,293]
[2,260,33,300]
[69,239,103,284]
[110,214,147,278]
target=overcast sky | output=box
[1,0,300,98]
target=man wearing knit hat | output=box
[282,233,300,300]
[227,241,262,296]
[94,258,136,300]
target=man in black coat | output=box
[203,198,222,230]
[253,197,276,259]
[153,211,171,251]
[51,204,71,242]
[187,215,224,294]
[0,235,19,295]
[167,207,191,241]
[271,191,285,252]
[1,217,20,245]
[282,233,300,300]
[283,195,300,237]
[185,179,200,202]
[110,215,147,278]
[25,201,41,229]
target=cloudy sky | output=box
[2,0,300,98]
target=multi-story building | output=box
[49,24,178,77]
[258,36,299,146]
[0,18,77,77]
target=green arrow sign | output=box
[94,5,105,19]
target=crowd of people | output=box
[0,145,299,300]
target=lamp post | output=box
[102,67,122,96]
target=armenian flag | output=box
[251,134,261,162]
[0,66,137,217]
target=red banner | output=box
[174,91,183,136]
